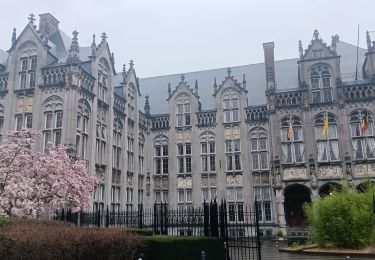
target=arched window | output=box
[350,110,375,159]
[223,89,240,123]
[43,96,63,149]
[310,64,332,103]
[250,127,268,170]
[128,84,136,121]
[18,42,38,89]
[176,93,191,126]
[281,116,304,163]
[314,112,339,162]
[98,58,109,102]
[76,99,90,159]
[153,135,169,203]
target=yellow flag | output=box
[322,112,329,137]
[287,115,293,140]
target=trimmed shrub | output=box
[0,216,11,226]
[119,227,153,236]
[304,182,375,249]
[141,235,224,260]
[0,218,144,259]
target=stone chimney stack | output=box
[263,42,276,91]
[38,13,59,35]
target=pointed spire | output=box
[11,28,16,46]
[367,31,372,51]
[66,29,81,65]
[101,32,107,43]
[122,64,127,83]
[227,67,232,77]
[144,95,150,115]
[28,13,36,25]
[313,29,319,40]
[181,74,185,82]
[213,77,217,93]
[298,40,303,58]
[90,34,96,57]
[168,82,172,98]
[242,74,247,90]
[194,79,198,95]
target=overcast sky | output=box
[0,0,373,77]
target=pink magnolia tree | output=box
[0,129,97,217]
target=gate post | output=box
[210,200,219,237]
[105,205,110,227]
[153,202,157,234]
[138,203,144,229]
[97,208,101,227]
[254,199,262,260]
[203,200,209,236]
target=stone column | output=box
[275,189,287,234]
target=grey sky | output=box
[0,0,373,77]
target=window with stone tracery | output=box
[223,89,240,123]
[314,112,339,162]
[154,135,169,203]
[43,96,63,150]
[281,116,304,163]
[98,58,109,103]
[350,110,375,160]
[19,55,37,89]
[200,132,216,173]
[310,64,332,103]
[176,94,191,127]
[76,99,90,159]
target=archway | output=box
[356,181,375,192]
[284,184,311,227]
[319,182,341,197]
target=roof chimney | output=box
[38,13,59,36]
[263,42,276,91]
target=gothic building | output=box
[0,13,374,236]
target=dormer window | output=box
[176,94,191,127]
[223,89,240,123]
[19,56,37,89]
[310,64,332,103]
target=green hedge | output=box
[141,235,224,260]
[118,227,153,236]
[304,182,375,249]
[0,216,11,226]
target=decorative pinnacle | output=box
[144,95,150,115]
[194,79,198,94]
[298,40,303,58]
[101,32,107,42]
[227,67,232,77]
[213,77,218,92]
[242,74,247,89]
[168,82,171,97]
[313,29,319,40]
[11,28,16,45]
[181,74,185,82]
[28,13,36,24]
[90,34,96,57]
[111,52,115,65]
[66,29,81,65]
[129,59,134,69]
[122,64,127,83]
[366,31,372,50]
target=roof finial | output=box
[129,59,134,70]
[181,74,185,82]
[366,31,372,51]
[168,82,172,98]
[66,29,81,65]
[90,34,96,57]
[194,79,198,95]
[227,67,232,77]
[11,28,16,46]
[331,35,339,53]
[28,13,36,25]
[242,74,247,90]
[213,77,217,92]
[111,52,115,65]
[144,95,150,116]
[121,64,127,84]
[101,32,107,43]
[313,29,319,40]
[298,40,303,58]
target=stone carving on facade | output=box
[224,127,232,140]
[354,164,375,177]
[154,178,161,189]
[16,95,33,112]
[177,176,192,188]
[275,167,282,189]
[209,175,216,186]
[346,164,353,181]
[162,178,169,189]
[95,168,105,182]
[233,126,240,139]
[283,167,307,180]
[184,130,191,142]
[177,131,183,142]
[310,165,318,189]
[226,174,243,186]
[317,165,343,179]
[201,176,208,187]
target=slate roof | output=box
[137,41,366,114]
[0,49,8,65]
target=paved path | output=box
[261,241,372,260]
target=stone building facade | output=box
[0,14,374,235]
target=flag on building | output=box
[360,111,369,135]
[322,111,329,137]
[287,115,293,140]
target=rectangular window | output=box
[29,72,36,88]
[323,88,332,102]
[210,155,216,171]
[312,91,321,103]
[30,57,37,70]
[55,111,63,128]
[162,159,169,174]
[19,73,27,89]
[20,58,28,71]
[45,112,52,129]
[264,202,272,221]
[311,78,319,89]
[54,130,62,145]
[186,157,191,172]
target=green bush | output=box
[304,182,375,249]
[276,230,284,237]
[0,216,11,226]
[142,235,224,260]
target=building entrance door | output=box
[284,184,311,227]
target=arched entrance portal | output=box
[319,182,341,197]
[356,181,375,192]
[284,184,311,227]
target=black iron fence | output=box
[56,200,262,260]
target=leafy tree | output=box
[304,182,375,249]
[0,129,96,217]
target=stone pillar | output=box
[275,189,287,234]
